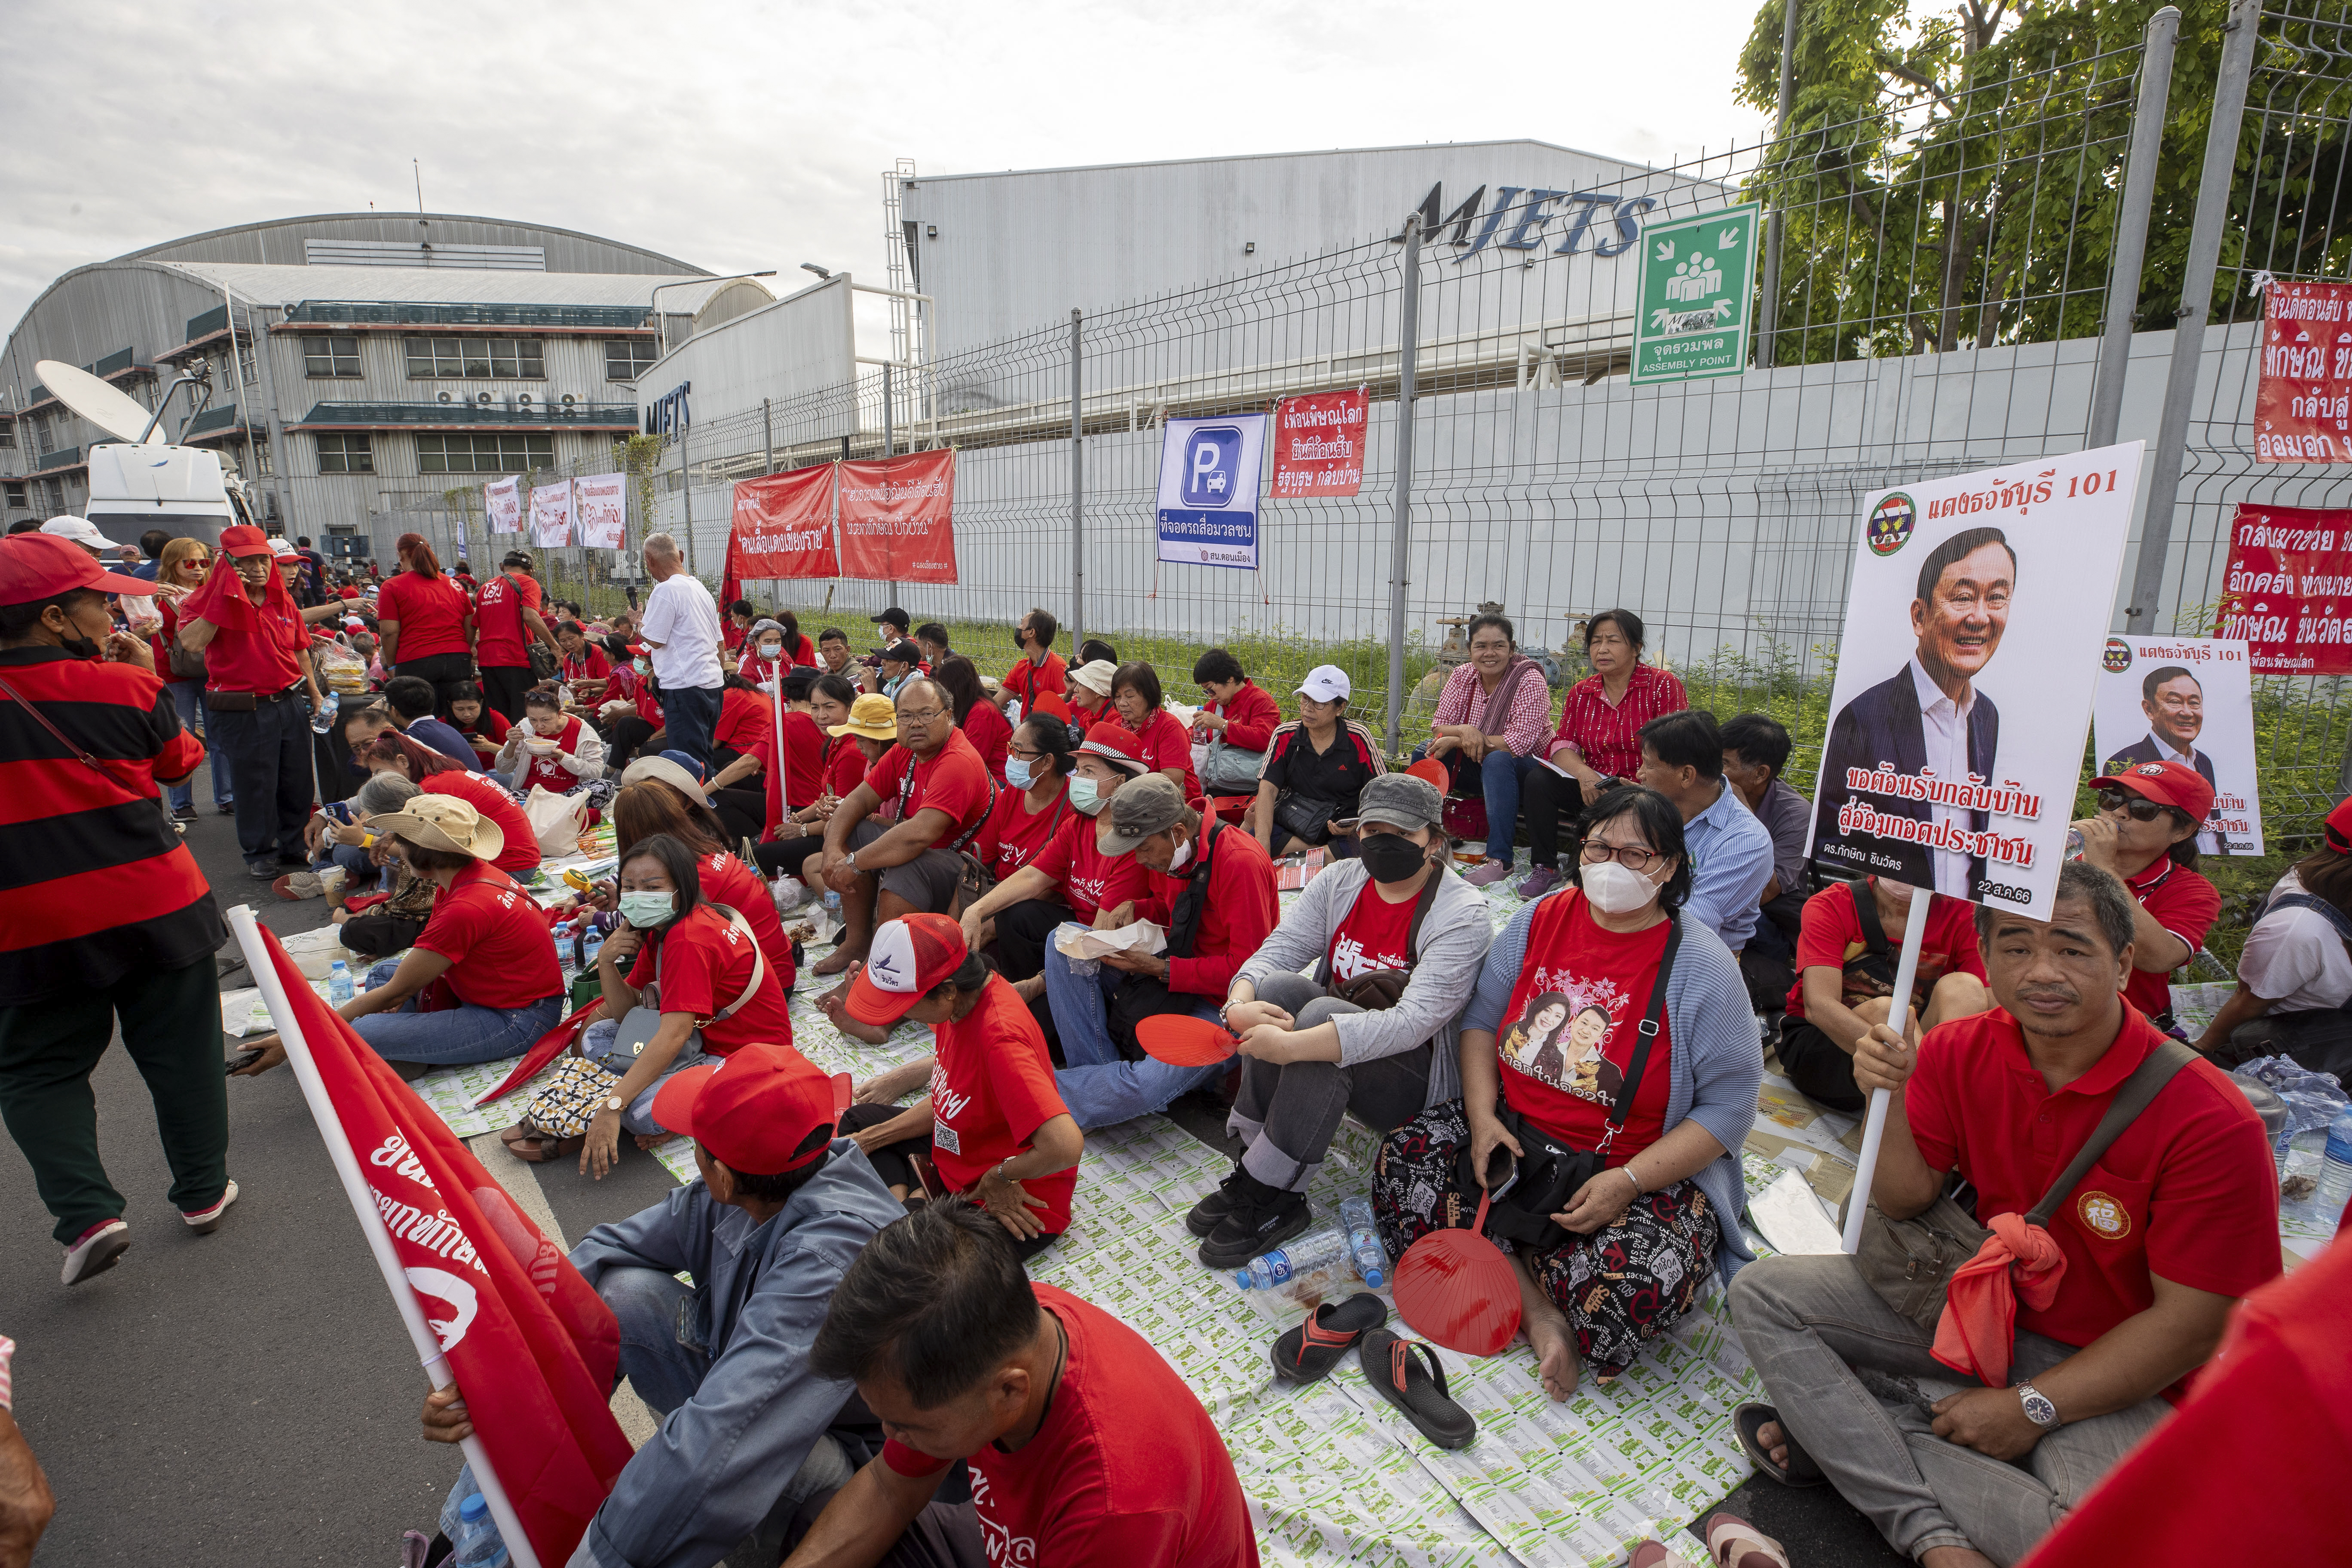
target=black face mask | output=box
[1014,629,1027,651]
[61,634,102,660]
[1357,831,1430,885]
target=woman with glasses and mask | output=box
[151,538,231,820]
[1372,786,1759,1403]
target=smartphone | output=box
[323,801,355,826]
[1480,1147,1519,1201]
[224,1047,265,1075]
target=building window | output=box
[40,478,64,514]
[415,432,555,474]
[404,336,545,380]
[251,439,274,478]
[0,423,13,450]
[604,337,658,381]
[3,481,24,509]
[303,335,362,377]
[315,433,374,473]
[30,414,51,454]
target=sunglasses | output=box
[2096,787,2180,824]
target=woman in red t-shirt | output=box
[361,732,541,875]
[596,779,794,986]
[934,654,1013,784]
[495,686,605,796]
[374,533,475,716]
[1110,661,1200,801]
[971,719,1075,885]
[1372,787,1761,1400]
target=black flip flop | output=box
[1271,1293,1388,1385]
[1359,1328,1476,1449]
[1733,1403,1825,1487]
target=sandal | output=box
[1702,1512,1791,1568]
[1628,1544,1700,1568]
[500,1124,583,1163]
[1271,1293,1387,1385]
[1733,1403,1824,1488]
[1358,1328,1476,1449]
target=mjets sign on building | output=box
[1393,183,1657,260]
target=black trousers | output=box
[1524,765,1626,870]
[209,691,316,861]
[606,716,660,772]
[394,651,476,720]
[478,662,532,723]
[990,898,1068,985]
[753,836,826,880]
[1776,1017,1865,1113]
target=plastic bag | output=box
[2231,1055,2349,1141]
[770,873,810,914]
[316,640,369,695]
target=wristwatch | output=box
[844,850,860,874]
[603,1094,627,1115]
[2016,1382,2059,1428]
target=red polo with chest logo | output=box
[1902,1004,2279,1394]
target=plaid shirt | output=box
[1431,658,1553,755]
[1552,662,1688,779]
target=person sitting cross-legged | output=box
[1631,710,1774,956]
[1729,861,2281,1568]
[418,1041,903,1568]
[781,1200,1259,1568]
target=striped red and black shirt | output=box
[0,648,223,1004]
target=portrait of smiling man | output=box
[1813,525,2015,896]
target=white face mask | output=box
[758,642,781,661]
[1581,858,1661,915]
[1167,834,1194,873]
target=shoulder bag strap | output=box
[2268,892,2352,948]
[1850,878,1891,954]
[947,773,998,853]
[0,674,140,793]
[703,906,768,1022]
[2024,1039,2199,1227]
[1403,860,1446,965]
[1600,915,1682,1144]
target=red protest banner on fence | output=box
[730,464,839,579]
[839,449,957,583]
[2254,279,2352,462]
[257,934,630,1565]
[1271,389,1368,497]
[2216,502,2352,674]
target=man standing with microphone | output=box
[0,534,235,1288]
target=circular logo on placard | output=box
[2077,1191,2132,1240]
[1866,494,1917,556]
[2102,637,2134,673]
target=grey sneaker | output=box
[1515,865,1565,900]
[1463,859,1515,888]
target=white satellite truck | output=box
[34,358,260,550]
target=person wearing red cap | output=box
[177,523,326,879]
[2070,758,2220,1035]
[421,1041,905,1568]
[0,533,237,1286]
[835,915,1083,1258]
[790,1199,1259,1568]
[2195,792,2352,1074]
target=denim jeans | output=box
[1042,940,1222,1129]
[352,959,563,1065]
[1727,1253,2169,1565]
[166,681,230,812]
[1228,971,1434,1191]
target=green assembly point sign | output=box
[1630,202,1760,385]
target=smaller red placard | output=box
[1271,389,1367,498]
[2253,279,2352,463]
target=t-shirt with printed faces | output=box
[474,573,530,668]
[878,1284,1260,1568]
[1494,889,1674,1163]
[926,974,1077,1233]
[413,861,564,1009]
[859,728,995,846]
[1327,877,1420,984]
[1025,813,1155,924]
[624,903,796,1057]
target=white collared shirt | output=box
[2148,732,2223,854]
[1908,656,1976,897]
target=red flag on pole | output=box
[237,916,630,1566]
[720,533,744,622]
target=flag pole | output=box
[227,905,545,1568]
[1841,885,1933,1254]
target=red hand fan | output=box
[1393,1184,1522,1356]
[1134,1014,1242,1066]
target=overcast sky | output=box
[1,0,1772,341]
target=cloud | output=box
[1,0,1769,340]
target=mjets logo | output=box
[1394,182,1658,262]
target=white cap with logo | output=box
[1295,665,1351,703]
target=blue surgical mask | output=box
[1069,775,1104,815]
[633,657,649,674]
[1005,757,1035,790]
[618,890,677,929]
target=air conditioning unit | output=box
[436,391,453,404]
[517,394,533,409]
[475,392,492,407]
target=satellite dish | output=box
[35,360,167,446]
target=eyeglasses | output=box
[1007,743,1046,760]
[2097,788,2180,824]
[897,707,948,726]
[1580,838,1665,872]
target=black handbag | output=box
[1272,789,1341,846]
[1465,915,1682,1253]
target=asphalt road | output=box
[3,753,1906,1566]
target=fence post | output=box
[2125,0,2260,634]
[763,397,775,475]
[679,410,696,576]
[1069,309,1084,649]
[884,364,897,609]
[1384,214,1424,759]
[2090,6,2182,449]
[1756,0,1800,370]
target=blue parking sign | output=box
[1182,426,1244,507]
[1155,413,1266,571]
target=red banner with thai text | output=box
[729,464,839,579]
[839,449,957,583]
[2216,502,2352,674]
[1271,389,1368,497]
[2254,279,2352,462]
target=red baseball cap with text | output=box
[217,524,275,559]
[649,1041,845,1176]
[2091,757,2215,827]
[845,913,970,1025]
[0,533,158,608]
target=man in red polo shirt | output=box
[2069,757,2220,1036]
[1729,861,2278,1568]
[994,607,1066,717]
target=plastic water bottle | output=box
[310,689,340,735]
[2317,1109,2352,1214]
[327,959,353,1005]
[450,1491,510,1568]
[581,926,605,973]
[1234,1223,1353,1302]
[552,921,576,984]
[822,889,842,916]
[1337,1196,1391,1290]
